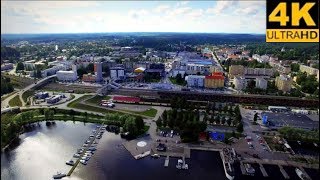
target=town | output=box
[1,33,318,180]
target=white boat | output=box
[295,168,309,180]
[80,160,87,165]
[176,159,188,170]
[73,153,81,158]
[151,154,160,158]
[52,172,66,179]
[244,163,255,175]
[81,156,90,160]
[66,160,75,166]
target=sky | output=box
[1,1,266,34]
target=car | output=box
[156,139,161,142]
[249,145,254,149]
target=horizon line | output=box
[1,32,266,35]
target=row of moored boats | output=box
[53,125,107,179]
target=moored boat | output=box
[52,172,66,179]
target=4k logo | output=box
[266,0,319,42]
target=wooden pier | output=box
[164,156,169,167]
[67,124,104,176]
[259,163,268,177]
[278,165,290,179]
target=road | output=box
[1,75,57,110]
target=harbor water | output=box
[1,121,319,180]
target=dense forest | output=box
[1,76,14,96]
[1,46,20,62]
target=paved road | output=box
[1,75,57,110]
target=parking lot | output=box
[262,112,319,130]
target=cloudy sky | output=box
[1,1,266,34]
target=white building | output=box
[171,69,186,78]
[55,45,58,51]
[41,64,67,77]
[255,78,268,90]
[56,65,78,82]
[258,55,270,63]
[110,67,125,79]
[186,75,205,88]
[233,76,247,90]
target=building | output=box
[23,60,36,70]
[34,91,49,99]
[245,68,274,76]
[94,62,103,82]
[46,95,61,104]
[233,76,246,90]
[171,69,186,78]
[229,65,245,78]
[299,65,319,76]
[186,75,205,88]
[1,63,14,71]
[275,75,292,92]
[41,64,67,77]
[110,67,125,79]
[56,65,78,82]
[255,78,268,90]
[55,45,58,51]
[82,62,103,83]
[269,61,291,74]
[204,72,225,88]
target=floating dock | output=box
[164,156,169,167]
[67,124,104,176]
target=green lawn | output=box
[169,77,187,86]
[8,95,22,107]
[1,91,16,101]
[67,95,93,108]
[85,95,111,104]
[136,108,157,117]
[22,90,35,103]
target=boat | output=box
[73,153,81,158]
[88,147,96,151]
[89,135,95,137]
[66,160,75,166]
[81,156,90,160]
[176,159,188,170]
[52,172,66,179]
[80,160,87,165]
[151,154,160,158]
[86,150,93,153]
[295,168,309,180]
[244,163,255,175]
[83,144,89,147]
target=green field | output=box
[22,90,35,103]
[8,95,22,107]
[85,95,111,104]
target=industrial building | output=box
[46,95,62,104]
[34,91,49,99]
[204,72,225,89]
[56,65,78,82]
[275,75,292,92]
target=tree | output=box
[135,116,145,132]
[123,118,138,136]
[253,113,258,122]
[16,62,24,72]
[247,79,256,89]
[236,123,244,132]
[227,118,232,126]
[221,117,226,125]
[44,109,50,120]
[156,117,163,127]
[291,63,300,72]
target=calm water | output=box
[1,121,227,180]
[1,121,319,180]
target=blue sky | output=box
[1,1,266,34]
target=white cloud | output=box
[153,5,170,13]
[1,1,266,34]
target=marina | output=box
[64,124,107,177]
[1,121,319,180]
